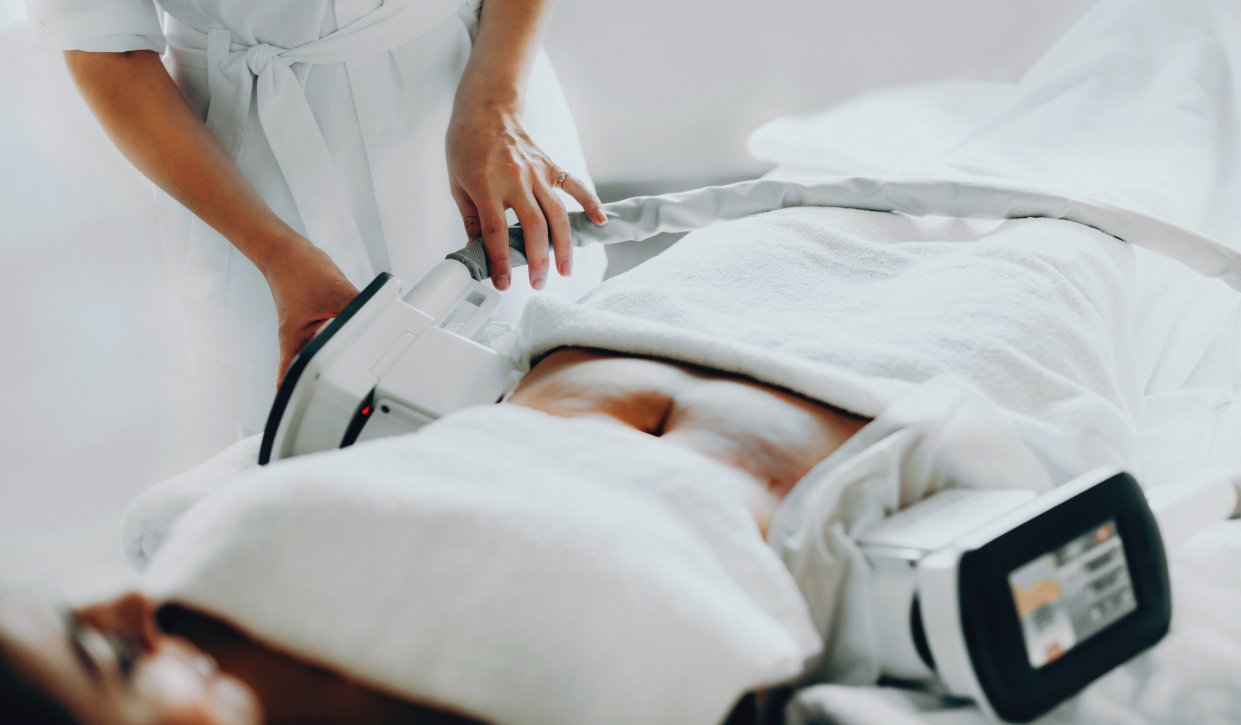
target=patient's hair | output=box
[0,645,79,725]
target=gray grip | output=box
[445,211,601,281]
[445,226,530,281]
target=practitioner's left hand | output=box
[446,103,607,292]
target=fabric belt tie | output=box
[197,0,465,293]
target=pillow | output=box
[748,80,1016,175]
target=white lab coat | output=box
[28,0,607,431]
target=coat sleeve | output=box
[27,0,166,53]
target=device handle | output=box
[402,260,502,340]
[454,283,501,339]
[446,226,553,282]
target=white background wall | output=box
[3,0,1094,183]
[0,0,21,28]
[0,0,1092,595]
[549,0,1093,183]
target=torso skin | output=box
[508,348,871,535]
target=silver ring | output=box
[555,171,568,188]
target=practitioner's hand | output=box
[263,239,360,386]
[446,102,607,292]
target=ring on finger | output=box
[555,171,568,188]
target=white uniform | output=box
[28,0,607,431]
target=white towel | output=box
[138,404,821,725]
[518,206,1140,485]
[123,434,261,571]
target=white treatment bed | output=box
[7,0,1241,721]
[767,199,1241,725]
[741,0,1241,721]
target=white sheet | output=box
[748,0,1241,283]
[560,0,1241,298]
[743,0,1241,494]
[741,0,1241,720]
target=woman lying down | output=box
[6,0,1237,718]
[1,200,1142,725]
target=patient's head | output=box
[0,591,260,725]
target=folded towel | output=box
[138,404,821,725]
[123,434,261,571]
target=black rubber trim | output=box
[259,272,394,465]
[339,388,376,449]
[910,594,935,671]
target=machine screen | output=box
[1008,520,1138,668]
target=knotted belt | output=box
[196,0,465,292]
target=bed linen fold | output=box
[741,0,1241,295]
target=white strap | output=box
[203,0,465,289]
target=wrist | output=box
[242,225,312,279]
[453,77,524,119]
[455,39,526,117]
[448,90,524,154]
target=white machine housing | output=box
[857,466,1176,723]
[260,261,519,464]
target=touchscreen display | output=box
[1008,520,1138,668]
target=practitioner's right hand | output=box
[264,239,360,387]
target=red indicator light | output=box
[361,406,372,416]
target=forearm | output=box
[454,0,559,115]
[446,0,603,289]
[64,50,302,274]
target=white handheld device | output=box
[259,262,518,464]
[859,466,1240,722]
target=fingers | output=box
[450,182,483,243]
[451,158,587,289]
[510,194,550,290]
[454,182,512,289]
[534,180,572,277]
[276,315,343,386]
[276,341,297,389]
[276,325,313,388]
[476,196,512,291]
[561,172,608,226]
[274,275,357,388]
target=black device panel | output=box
[956,472,1170,722]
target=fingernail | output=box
[559,258,572,276]
[532,273,546,290]
[496,274,510,290]
[594,212,608,225]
